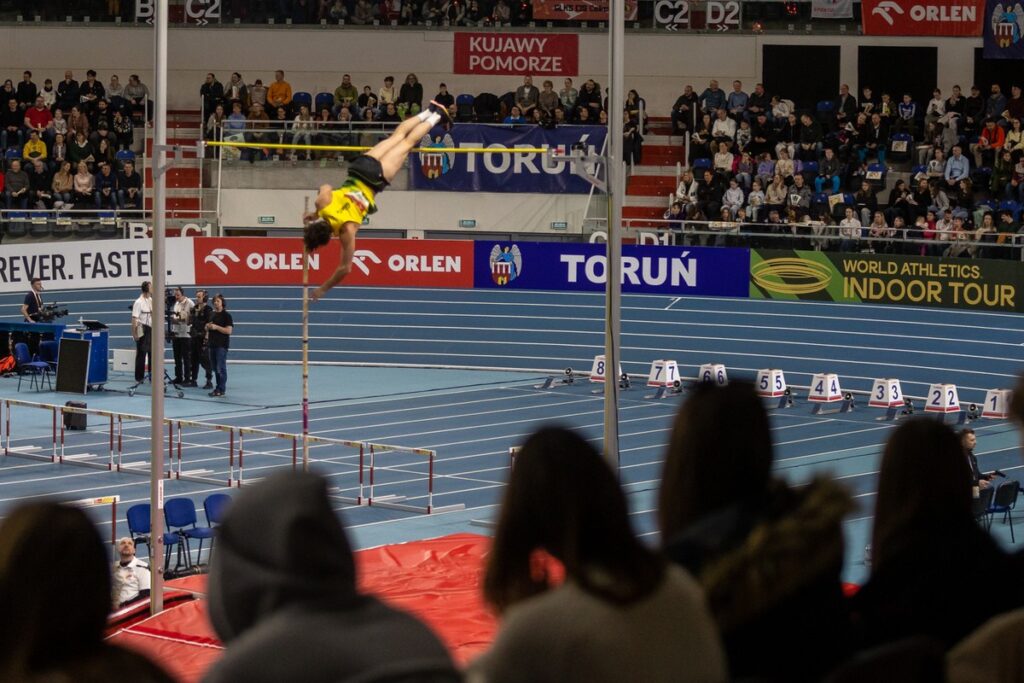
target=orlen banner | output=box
[861,0,984,35]
[532,0,638,21]
[0,238,195,294]
[454,33,578,76]
[192,238,474,289]
[408,124,607,194]
[473,241,749,297]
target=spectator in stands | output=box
[838,206,862,251]
[199,73,224,120]
[117,160,141,210]
[473,426,726,683]
[964,85,985,134]
[788,174,812,219]
[334,74,358,112]
[95,136,116,168]
[675,169,698,207]
[0,97,22,150]
[722,177,744,219]
[443,0,466,24]
[4,158,29,209]
[748,113,773,157]
[670,84,698,137]
[503,105,525,124]
[56,70,79,113]
[78,70,104,114]
[290,104,314,160]
[107,74,124,104]
[710,108,736,147]
[860,112,888,165]
[577,79,602,119]
[991,148,1015,197]
[244,102,270,162]
[352,0,377,23]
[397,73,423,116]
[111,537,150,608]
[713,141,733,177]
[925,88,945,129]
[857,86,876,116]
[205,471,457,682]
[623,111,641,165]
[39,78,55,110]
[733,150,754,190]
[726,80,747,121]
[773,112,797,160]
[952,177,975,213]
[72,160,95,207]
[559,78,578,117]
[659,382,851,681]
[27,158,52,209]
[124,74,150,122]
[15,70,37,111]
[832,83,857,132]
[865,211,893,253]
[746,178,764,221]
[93,161,118,209]
[972,118,1005,169]
[797,112,822,161]
[515,75,540,117]
[986,83,1008,121]
[689,113,713,161]
[745,82,769,123]
[944,144,970,189]
[107,109,131,153]
[249,78,267,109]
[945,215,972,257]
[224,72,248,112]
[67,105,90,138]
[379,102,400,123]
[883,178,913,224]
[854,179,878,226]
[775,147,795,183]
[734,119,751,153]
[91,98,114,134]
[24,95,54,145]
[894,93,917,137]
[0,502,174,682]
[946,85,965,118]
[1004,117,1024,153]
[1003,84,1024,127]
[852,419,1024,650]
[699,79,725,115]
[529,80,557,119]
[997,210,1019,254]
[22,129,46,163]
[433,83,454,112]
[267,70,292,115]
[815,146,842,194]
[754,152,775,189]
[51,159,72,207]
[771,94,793,121]
[878,92,896,123]
[375,76,396,113]
[765,173,787,215]
[696,168,723,219]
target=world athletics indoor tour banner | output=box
[749,249,1023,312]
[408,124,607,194]
[984,0,1024,58]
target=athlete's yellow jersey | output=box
[318,176,378,234]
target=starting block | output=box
[698,363,728,386]
[590,355,629,392]
[756,369,791,408]
[534,368,576,390]
[808,373,853,414]
[924,383,961,417]
[982,389,1013,419]
[869,378,907,421]
[645,360,683,399]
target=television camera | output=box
[36,302,69,322]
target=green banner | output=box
[750,250,1024,313]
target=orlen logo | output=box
[871,1,903,24]
[206,248,319,274]
[204,248,241,274]
[873,0,977,24]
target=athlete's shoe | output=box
[429,99,452,122]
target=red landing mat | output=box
[107,533,496,682]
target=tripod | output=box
[128,369,185,399]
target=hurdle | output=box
[364,441,465,515]
[167,418,238,486]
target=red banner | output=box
[531,0,637,21]
[861,0,983,35]
[192,238,475,288]
[453,33,578,76]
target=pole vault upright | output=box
[149,0,169,615]
[603,0,625,470]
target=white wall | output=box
[0,26,982,115]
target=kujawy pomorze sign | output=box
[453,33,578,76]
[750,250,1022,312]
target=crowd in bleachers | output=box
[2,374,1023,682]
[666,80,1024,258]
[0,69,150,212]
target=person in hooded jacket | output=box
[658,381,853,682]
[203,471,459,683]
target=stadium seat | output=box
[203,493,231,527]
[12,343,51,391]
[889,132,912,162]
[866,163,887,185]
[126,503,184,572]
[314,92,335,114]
[999,200,1021,220]
[910,164,927,178]
[37,340,58,371]
[5,147,21,161]
[801,160,819,179]
[692,157,712,172]
[986,481,1019,542]
[165,497,216,566]
[115,149,136,164]
[72,222,95,237]
[455,93,475,122]
[292,91,313,111]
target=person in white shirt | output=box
[112,537,151,608]
[675,170,698,206]
[838,207,862,252]
[171,287,194,386]
[722,177,745,218]
[925,89,946,128]
[131,281,153,384]
[711,108,736,144]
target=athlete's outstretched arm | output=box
[311,224,356,301]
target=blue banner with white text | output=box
[473,241,750,297]
[408,124,607,193]
[984,0,1024,58]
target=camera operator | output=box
[20,277,43,322]
[171,287,194,386]
[188,289,213,390]
[131,281,152,385]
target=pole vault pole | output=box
[604,0,625,471]
[149,0,169,615]
[302,198,310,472]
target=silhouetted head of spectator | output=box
[483,426,665,614]
[0,502,111,675]
[86,70,97,83]
[207,471,358,643]
[872,419,971,571]
[658,381,772,541]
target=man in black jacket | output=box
[187,289,213,389]
[962,428,995,490]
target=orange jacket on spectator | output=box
[268,81,292,108]
[980,124,1006,149]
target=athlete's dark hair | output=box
[303,218,332,252]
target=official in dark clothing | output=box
[203,471,458,683]
[21,278,43,322]
[961,428,994,490]
[205,294,233,397]
[188,289,212,389]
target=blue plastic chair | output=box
[203,493,231,527]
[911,164,927,177]
[986,481,1019,543]
[292,91,313,111]
[692,157,712,172]
[165,497,216,566]
[37,340,58,371]
[998,200,1020,220]
[314,92,335,114]
[5,147,21,161]
[889,132,913,161]
[12,342,51,391]
[115,149,136,164]
[126,503,184,571]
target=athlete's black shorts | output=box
[347,155,389,193]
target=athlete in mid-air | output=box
[303,103,448,301]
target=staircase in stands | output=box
[623,115,682,228]
[140,109,204,218]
